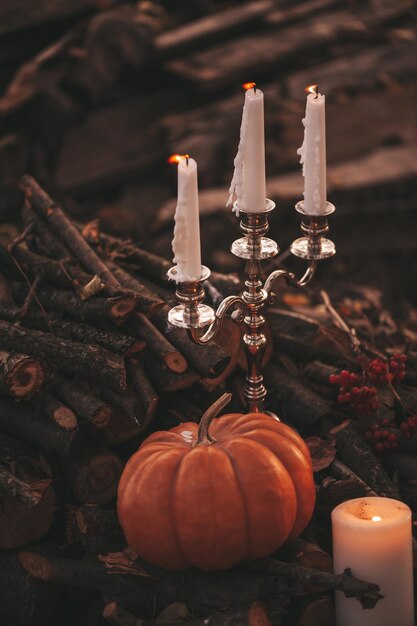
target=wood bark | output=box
[0,396,84,458]
[264,363,333,425]
[302,361,340,386]
[0,302,145,356]
[245,559,382,609]
[126,359,159,423]
[140,349,200,392]
[18,546,384,620]
[329,420,399,498]
[22,200,70,260]
[152,306,231,379]
[279,538,332,575]
[329,459,377,496]
[12,281,136,326]
[0,319,127,392]
[0,551,60,626]
[129,311,187,373]
[104,258,165,315]
[0,432,55,549]
[101,387,145,430]
[75,505,120,537]
[3,241,104,296]
[21,175,120,286]
[97,407,144,447]
[50,376,112,429]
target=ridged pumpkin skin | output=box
[118,405,315,571]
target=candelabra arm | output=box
[264,260,317,302]
[296,260,317,286]
[190,295,245,345]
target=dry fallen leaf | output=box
[157,603,190,623]
[248,602,273,626]
[306,436,337,472]
[282,292,311,308]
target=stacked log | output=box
[0,174,240,554]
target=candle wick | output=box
[315,85,318,99]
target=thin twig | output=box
[320,289,362,354]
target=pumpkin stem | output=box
[197,392,232,445]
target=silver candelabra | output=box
[167,199,336,413]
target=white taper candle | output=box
[332,497,414,626]
[171,156,201,282]
[297,87,327,214]
[228,85,266,213]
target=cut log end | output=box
[165,351,188,374]
[103,602,118,619]
[18,552,53,580]
[68,450,123,506]
[91,405,112,429]
[51,405,78,431]
[41,392,78,431]
[110,296,137,321]
[4,355,47,398]
[0,481,55,549]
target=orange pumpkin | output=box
[117,393,315,571]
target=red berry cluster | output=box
[329,370,379,417]
[367,354,407,385]
[400,415,417,438]
[365,420,398,455]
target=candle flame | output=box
[242,82,256,91]
[305,84,318,97]
[371,515,382,522]
[168,154,189,164]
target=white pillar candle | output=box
[171,155,201,283]
[297,86,327,214]
[332,497,414,626]
[227,84,266,214]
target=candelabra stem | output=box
[241,258,268,412]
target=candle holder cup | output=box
[168,198,336,412]
[291,201,336,260]
[166,266,215,329]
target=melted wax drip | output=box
[227,94,250,215]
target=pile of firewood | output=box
[0,175,415,625]
[0,174,241,549]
